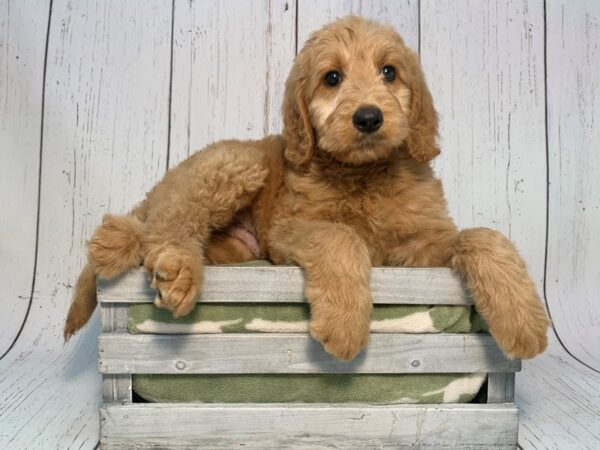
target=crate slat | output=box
[100,403,518,449]
[97,266,472,305]
[100,304,132,404]
[98,333,519,374]
[487,372,516,403]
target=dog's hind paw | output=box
[144,244,203,319]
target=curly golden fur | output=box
[65,16,549,361]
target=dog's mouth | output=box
[354,131,382,144]
[351,130,398,152]
[325,136,397,166]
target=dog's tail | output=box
[64,262,98,341]
[449,227,549,359]
[64,214,145,341]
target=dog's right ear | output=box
[282,52,315,170]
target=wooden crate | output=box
[98,266,520,449]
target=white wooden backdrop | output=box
[1,1,599,449]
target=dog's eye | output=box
[381,65,396,82]
[324,71,342,87]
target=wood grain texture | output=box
[0,0,48,356]
[101,304,131,404]
[98,333,520,374]
[545,1,600,372]
[420,0,547,292]
[168,0,296,167]
[517,329,600,450]
[0,1,172,448]
[487,372,515,404]
[297,0,419,52]
[36,0,170,339]
[100,403,518,449]
[100,304,128,333]
[97,266,472,305]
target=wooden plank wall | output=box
[169,0,296,166]
[0,1,599,448]
[0,0,48,358]
[545,0,600,370]
[421,0,547,291]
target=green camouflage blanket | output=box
[130,262,488,404]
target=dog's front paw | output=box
[144,244,203,318]
[493,315,549,360]
[489,298,550,359]
[308,291,372,361]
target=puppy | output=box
[65,16,549,361]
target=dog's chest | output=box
[284,172,416,246]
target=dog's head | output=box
[283,16,438,168]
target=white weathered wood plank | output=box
[517,329,600,450]
[97,266,472,305]
[34,0,171,342]
[0,0,48,356]
[488,372,515,404]
[100,304,131,404]
[545,1,600,371]
[420,0,547,292]
[98,333,520,374]
[0,0,172,448]
[100,403,518,449]
[102,374,132,406]
[297,0,419,53]
[100,304,128,333]
[168,0,296,167]
[0,331,102,449]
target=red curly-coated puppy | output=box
[65,16,549,361]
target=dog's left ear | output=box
[282,51,315,170]
[404,50,440,164]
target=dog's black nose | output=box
[352,106,383,133]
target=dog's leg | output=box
[268,218,372,360]
[205,233,257,264]
[65,142,268,337]
[142,142,269,318]
[386,226,549,359]
[449,228,549,359]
